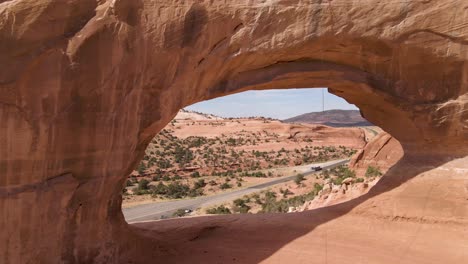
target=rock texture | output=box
[0,0,467,263]
[350,132,404,177]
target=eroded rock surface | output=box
[350,132,404,177]
[0,0,467,263]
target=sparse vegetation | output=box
[232,198,251,213]
[206,205,232,214]
[365,166,382,178]
[294,173,306,185]
[220,182,232,190]
[173,209,188,217]
[123,113,375,215]
[329,165,356,185]
[138,179,150,190]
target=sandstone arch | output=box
[1,0,467,263]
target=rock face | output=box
[350,132,404,177]
[0,0,467,263]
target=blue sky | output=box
[185,88,358,120]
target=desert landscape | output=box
[123,110,390,220]
[1,0,467,263]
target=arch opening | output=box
[122,88,400,223]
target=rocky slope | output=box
[350,132,404,177]
[284,109,372,127]
[1,0,467,263]
[297,132,404,211]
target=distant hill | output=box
[283,110,372,127]
[175,109,224,121]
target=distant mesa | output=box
[283,110,373,127]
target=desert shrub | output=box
[172,209,188,217]
[261,188,318,213]
[174,146,194,165]
[206,205,231,214]
[138,179,150,190]
[313,183,323,193]
[166,182,190,199]
[208,180,217,186]
[264,191,277,201]
[190,171,200,178]
[254,171,267,177]
[134,189,151,195]
[152,175,161,182]
[356,178,365,183]
[330,166,356,185]
[188,188,204,197]
[232,198,251,213]
[365,166,382,178]
[162,175,171,181]
[280,188,294,198]
[193,179,207,189]
[152,182,168,196]
[126,180,133,187]
[137,163,146,175]
[220,183,232,190]
[294,174,305,185]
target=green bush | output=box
[294,174,305,185]
[188,188,204,197]
[172,209,188,217]
[206,205,231,214]
[152,175,161,182]
[220,183,232,190]
[313,183,323,193]
[232,199,251,214]
[279,188,293,198]
[365,166,382,178]
[193,179,207,189]
[208,180,217,186]
[152,182,168,196]
[330,166,356,185]
[166,182,190,199]
[138,179,150,190]
[137,163,146,175]
[134,189,151,195]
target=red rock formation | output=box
[0,0,467,263]
[350,132,404,177]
